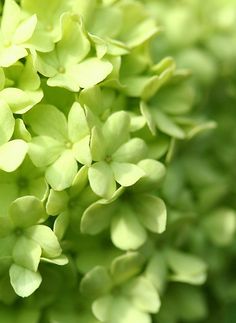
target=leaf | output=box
[88,161,116,198]
[111,162,144,187]
[0,140,28,172]
[45,150,78,190]
[9,264,42,297]
[0,100,15,145]
[25,225,62,258]
[12,236,41,272]
[9,196,46,229]
[111,206,147,250]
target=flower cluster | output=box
[1,0,235,322]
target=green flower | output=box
[1,56,43,114]
[32,14,113,92]
[80,252,160,323]
[0,100,28,172]
[21,0,71,52]
[0,0,37,67]
[88,111,147,198]
[46,166,97,240]
[0,157,48,215]
[0,196,67,297]
[83,160,167,250]
[24,102,91,190]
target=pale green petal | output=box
[57,14,90,65]
[137,195,167,234]
[9,196,45,229]
[111,252,145,285]
[53,211,69,240]
[88,161,116,198]
[68,102,89,142]
[47,68,81,92]
[111,206,147,250]
[0,140,28,172]
[32,50,58,77]
[0,68,5,90]
[0,88,42,114]
[111,162,144,187]
[0,44,27,68]
[13,118,32,142]
[18,55,41,91]
[123,277,160,313]
[90,126,106,161]
[81,200,114,234]
[153,110,185,139]
[46,189,68,216]
[0,100,15,145]
[25,104,68,140]
[72,135,92,165]
[76,58,113,88]
[112,138,147,163]
[25,224,62,258]
[12,15,37,44]
[45,150,78,190]
[12,236,41,272]
[28,136,63,167]
[103,111,130,155]
[1,0,21,40]
[80,266,112,298]
[165,249,207,285]
[9,264,42,297]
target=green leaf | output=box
[9,196,45,229]
[25,225,62,258]
[76,58,113,88]
[111,206,147,250]
[0,100,15,145]
[80,266,112,298]
[137,195,167,234]
[12,236,41,272]
[45,150,78,190]
[113,138,147,163]
[123,277,160,313]
[0,140,28,172]
[111,162,144,187]
[0,216,13,238]
[88,161,116,198]
[9,264,42,297]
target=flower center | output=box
[14,228,23,237]
[58,66,65,74]
[65,141,73,149]
[17,177,28,189]
[105,155,112,163]
[46,24,53,32]
[4,40,11,47]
